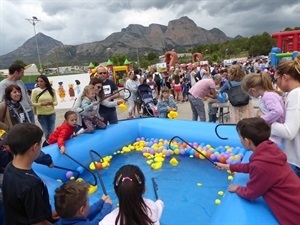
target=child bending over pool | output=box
[99,164,164,225]
[43,110,78,154]
[215,117,300,225]
[241,72,285,145]
[157,87,178,118]
[54,180,112,225]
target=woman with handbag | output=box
[31,75,58,139]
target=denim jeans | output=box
[188,95,206,121]
[100,110,118,125]
[209,114,217,123]
[38,113,56,140]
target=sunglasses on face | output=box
[95,85,102,89]
[98,72,106,75]
[274,75,281,84]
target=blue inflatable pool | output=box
[33,118,279,225]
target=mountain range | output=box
[0,16,241,68]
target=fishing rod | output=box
[63,153,97,186]
[151,178,159,200]
[169,136,216,166]
[88,150,107,195]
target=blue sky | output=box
[0,0,299,56]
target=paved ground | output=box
[51,98,259,129]
[52,100,197,129]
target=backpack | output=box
[227,81,250,106]
[154,73,161,83]
[195,71,202,82]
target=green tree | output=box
[249,32,275,56]
[139,59,149,69]
[92,61,99,67]
[111,54,127,66]
[147,52,158,61]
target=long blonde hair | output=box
[242,72,275,93]
[276,54,300,82]
[228,64,245,81]
[81,85,95,99]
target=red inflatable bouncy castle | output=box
[272,30,300,52]
[164,51,178,67]
[192,53,203,64]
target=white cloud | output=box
[0,0,299,56]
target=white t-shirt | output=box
[99,198,164,225]
[271,87,300,167]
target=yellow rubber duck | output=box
[151,161,163,170]
[169,157,179,166]
[88,185,97,194]
[119,103,127,111]
[89,161,98,170]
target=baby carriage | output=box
[137,84,158,117]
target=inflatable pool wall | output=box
[33,118,279,225]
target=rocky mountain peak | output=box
[0,16,237,68]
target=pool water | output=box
[80,147,231,225]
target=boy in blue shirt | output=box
[54,181,112,225]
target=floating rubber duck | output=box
[154,155,165,162]
[146,160,153,165]
[88,185,97,194]
[122,146,131,153]
[169,157,179,166]
[151,161,163,170]
[143,152,154,158]
[103,156,112,163]
[89,161,98,170]
[167,110,178,119]
[101,161,110,168]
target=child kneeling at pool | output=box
[99,164,164,225]
[215,117,300,225]
[43,110,78,154]
[54,180,112,225]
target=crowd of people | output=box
[0,53,299,224]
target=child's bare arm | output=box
[60,146,66,154]
[215,162,230,170]
[228,184,240,192]
[101,194,112,205]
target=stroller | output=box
[137,84,158,117]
